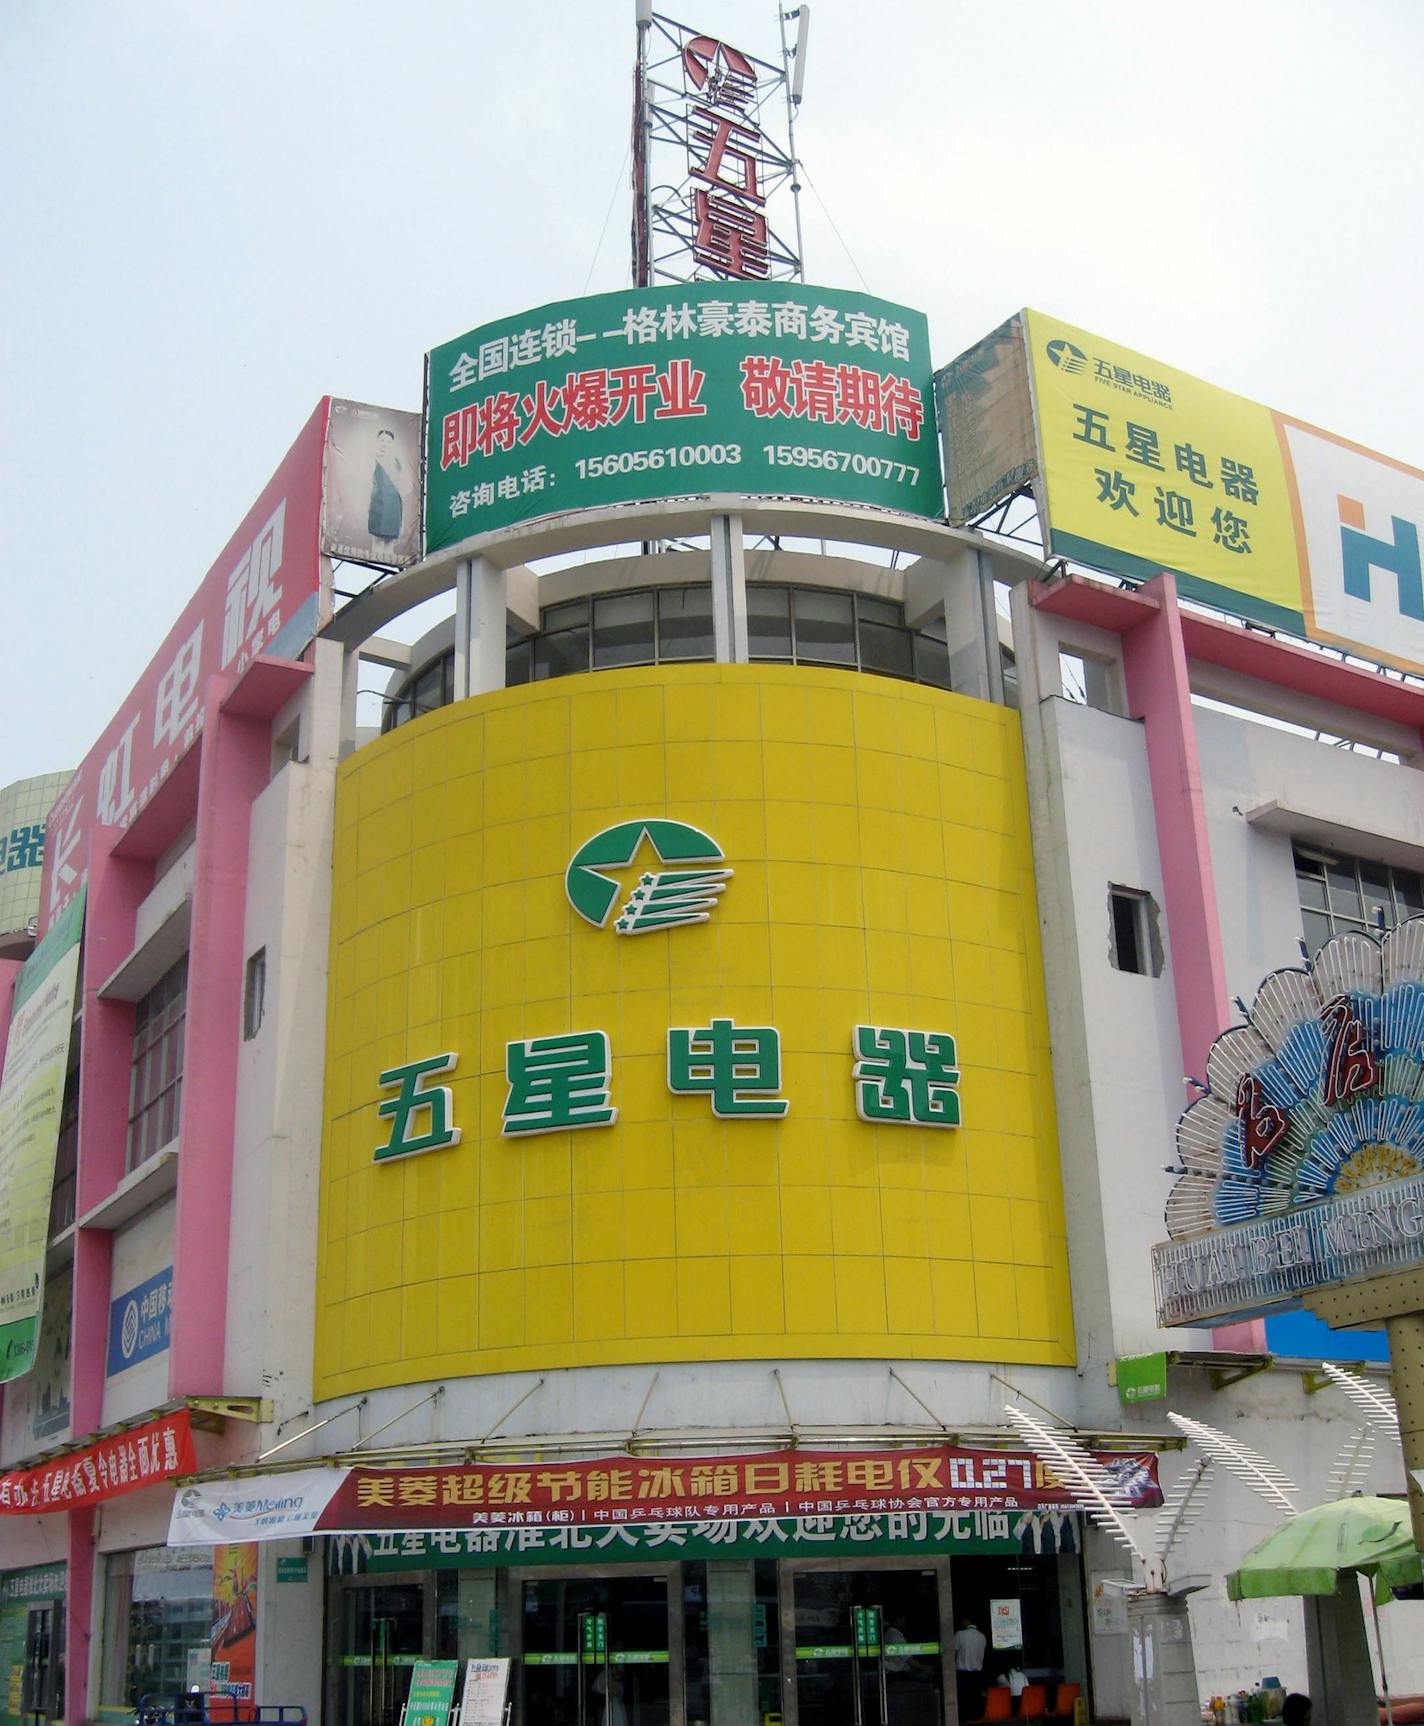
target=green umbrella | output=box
[1228,1495,1422,1726]
[1226,1495,1422,1602]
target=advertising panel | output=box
[0,1407,196,1512]
[321,400,422,569]
[939,310,1424,675]
[0,889,84,1382]
[210,1544,258,1708]
[41,401,332,933]
[0,775,70,946]
[425,283,942,550]
[318,665,1072,1392]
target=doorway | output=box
[510,1566,683,1726]
[330,1576,429,1726]
[780,1558,952,1726]
[22,1604,64,1723]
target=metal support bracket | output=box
[187,1395,272,1428]
[1206,1359,1270,1391]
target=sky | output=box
[3,0,1422,786]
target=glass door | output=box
[514,1568,682,1726]
[784,1562,949,1726]
[22,1605,64,1722]
[334,1581,427,1726]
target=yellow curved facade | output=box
[315,663,1073,1397]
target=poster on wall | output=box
[989,1598,1023,1649]
[321,401,422,569]
[210,1543,258,1711]
[0,888,84,1383]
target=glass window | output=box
[859,620,914,678]
[505,639,532,687]
[532,626,589,681]
[593,591,656,668]
[913,631,952,690]
[1294,845,1423,954]
[101,1548,214,1713]
[856,595,902,626]
[658,586,714,661]
[127,958,187,1170]
[747,585,792,659]
[792,589,856,665]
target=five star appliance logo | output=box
[565,819,731,935]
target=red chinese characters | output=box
[683,35,769,279]
[0,1410,197,1514]
[439,362,710,469]
[740,356,926,440]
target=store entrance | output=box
[512,1567,683,1726]
[22,1603,64,1722]
[781,1559,952,1726]
[333,1577,427,1726]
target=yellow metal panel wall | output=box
[316,664,1072,1395]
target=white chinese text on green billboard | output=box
[426,284,943,549]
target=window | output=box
[243,948,266,1041]
[1060,648,1117,712]
[100,1548,214,1712]
[127,958,187,1169]
[1109,887,1161,976]
[49,1064,79,1236]
[1294,845,1424,955]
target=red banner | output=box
[0,1409,197,1513]
[319,1445,1160,1532]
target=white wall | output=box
[101,1196,176,1427]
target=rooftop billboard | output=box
[938,310,1424,678]
[425,283,943,551]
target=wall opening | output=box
[1108,887,1162,976]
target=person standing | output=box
[955,1615,988,1718]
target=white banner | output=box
[168,1468,349,1545]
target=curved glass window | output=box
[381,584,952,733]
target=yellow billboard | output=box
[939,311,1424,676]
[315,664,1072,1396]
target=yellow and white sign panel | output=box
[1020,310,1424,676]
[316,664,1073,1396]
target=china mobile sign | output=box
[1154,1175,1424,1325]
[424,283,942,551]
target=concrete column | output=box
[1124,1594,1200,1726]
[64,1507,95,1726]
[709,514,749,663]
[706,1561,758,1726]
[932,546,1003,703]
[1302,1589,1377,1726]
[453,556,508,698]
[338,647,361,760]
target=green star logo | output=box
[565,819,731,935]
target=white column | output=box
[709,513,749,663]
[453,555,509,699]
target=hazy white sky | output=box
[3,0,1421,785]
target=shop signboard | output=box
[168,1466,348,1545]
[343,1508,1081,1574]
[40,402,332,932]
[425,282,942,551]
[1115,1351,1168,1404]
[937,309,1424,677]
[106,1267,173,1375]
[316,1445,1158,1533]
[0,1406,195,1512]
[1155,915,1424,1325]
[274,1557,307,1583]
[0,889,85,1383]
[404,1661,458,1726]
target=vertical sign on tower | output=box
[633,7,808,286]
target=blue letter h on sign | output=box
[1341,515,1424,620]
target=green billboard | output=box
[425,283,943,550]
